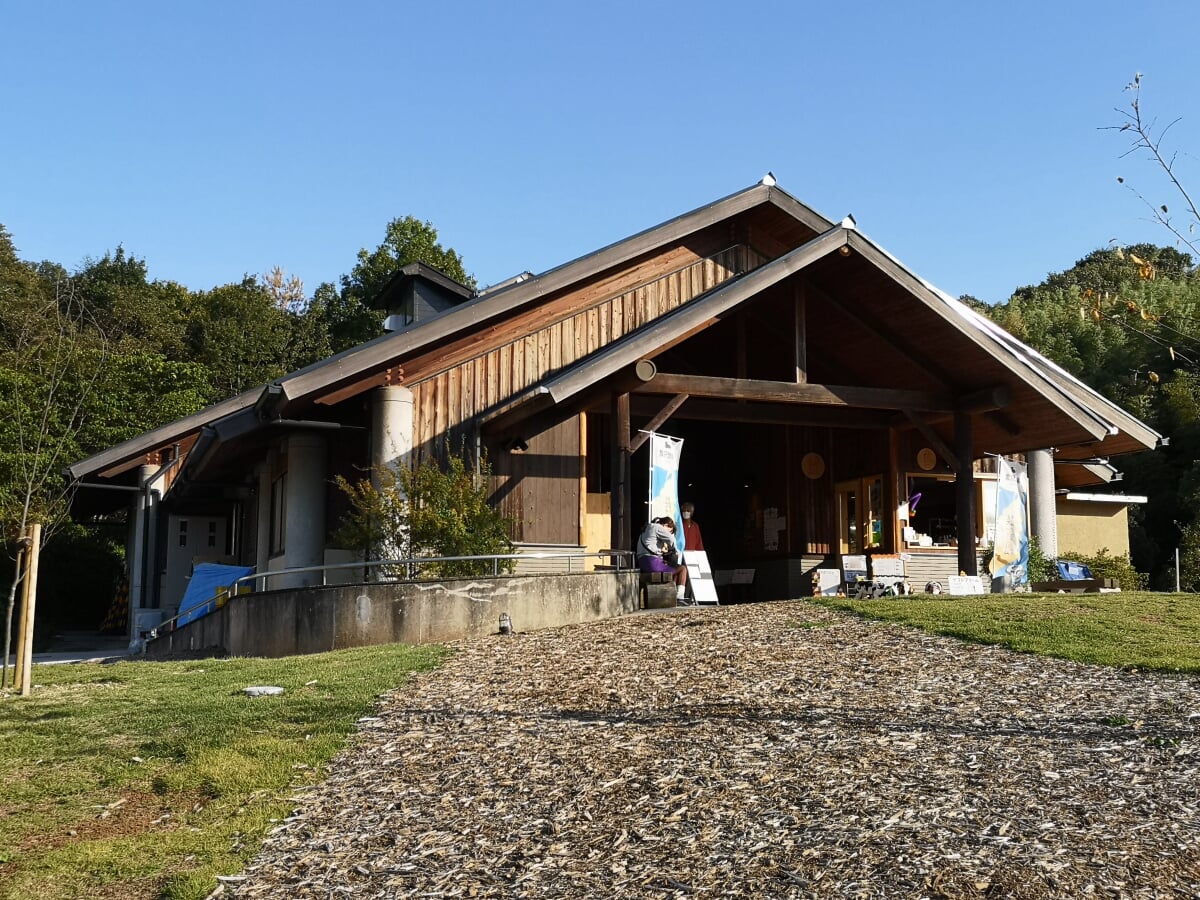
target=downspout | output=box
[141,452,182,610]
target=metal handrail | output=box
[147,549,635,640]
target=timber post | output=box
[610,392,631,553]
[954,412,977,576]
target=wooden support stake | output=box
[8,543,28,691]
[19,523,42,697]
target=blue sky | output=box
[3,1,1198,305]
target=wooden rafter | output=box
[315,366,403,407]
[902,410,962,472]
[629,394,690,453]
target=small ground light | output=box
[498,612,513,635]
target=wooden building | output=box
[67,179,1160,629]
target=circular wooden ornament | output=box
[917,448,937,471]
[801,452,825,479]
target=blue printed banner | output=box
[648,433,685,552]
[990,456,1029,587]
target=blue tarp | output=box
[1056,560,1093,581]
[176,563,254,627]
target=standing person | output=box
[636,516,687,600]
[680,502,704,553]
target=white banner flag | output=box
[648,433,685,551]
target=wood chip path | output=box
[225,601,1200,899]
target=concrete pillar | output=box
[370,386,414,565]
[255,460,273,575]
[371,385,414,482]
[126,464,155,641]
[1027,448,1058,559]
[283,433,328,588]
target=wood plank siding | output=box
[409,244,760,455]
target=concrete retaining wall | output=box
[144,572,641,659]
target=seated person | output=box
[636,516,687,600]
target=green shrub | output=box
[979,534,1054,583]
[1027,535,1055,582]
[1054,547,1148,591]
[334,448,515,578]
[982,538,1146,589]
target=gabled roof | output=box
[1055,459,1121,490]
[68,182,830,484]
[66,180,1159,489]
[64,387,261,482]
[482,222,1161,459]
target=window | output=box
[903,474,997,549]
[269,474,287,556]
[178,519,188,548]
[208,521,217,549]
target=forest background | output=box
[5,83,1200,633]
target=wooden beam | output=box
[985,409,1022,437]
[610,392,631,552]
[629,394,690,454]
[892,388,1018,436]
[887,427,900,553]
[636,373,954,412]
[954,411,977,576]
[626,397,893,429]
[794,283,807,384]
[958,385,1011,413]
[314,367,402,406]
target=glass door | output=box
[837,475,885,555]
[836,481,859,555]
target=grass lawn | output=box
[0,643,445,900]
[813,590,1200,673]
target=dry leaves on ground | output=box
[226,601,1200,899]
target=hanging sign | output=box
[990,456,1030,587]
[648,433,685,552]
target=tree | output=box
[984,246,1200,587]
[1110,73,1200,261]
[78,351,213,451]
[1,274,108,687]
[260,266,306,313]
[73,248,189,359]
[322,216,476,351]
[977,77,1200,588]
[185,277,296,398]
[334,449,514,579]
